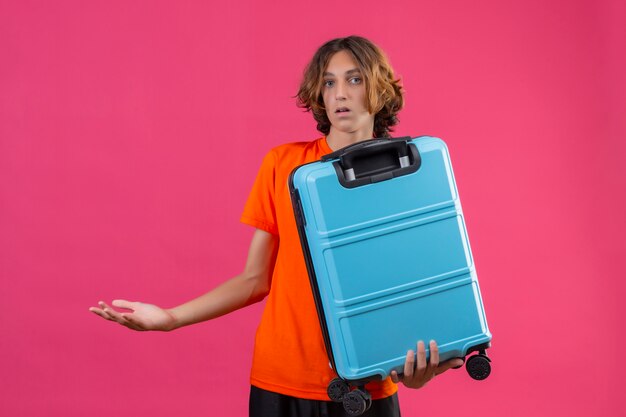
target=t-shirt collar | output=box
[320,136,333,155]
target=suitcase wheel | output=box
[342,389,372,416]
[327,378,350,402]
[466,353,491,380]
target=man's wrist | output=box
[165,308,183,331]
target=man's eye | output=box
[349,77,362,84]
[323,80,334,87]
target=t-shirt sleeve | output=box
[240,149,279,235]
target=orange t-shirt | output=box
[240,137,398,400]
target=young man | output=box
[90,36,463,417]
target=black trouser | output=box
[249,385,401,417]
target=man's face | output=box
[322,50,374,136]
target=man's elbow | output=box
[243,270,271,303]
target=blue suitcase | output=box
[289,136,492,415]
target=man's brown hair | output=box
[296,36,404,138]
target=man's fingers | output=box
[429,340,439,368]
[403,349,415,378]
[451,357,465,370]
[90,308,112,321]
[416,341,427,376]
[103,307,124,321]
[98,301,129,322]
[435,358,465,375]
[121,316,144,331]
[112,299,136,311]
[390,370,401,384]
[422,340,439,381]
[92,308,114,320]
[122,314,145,329]
[90,303,145,331]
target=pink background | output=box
[1,0,625,416]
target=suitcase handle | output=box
[321,137,421,188]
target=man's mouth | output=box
[335,107,350,113]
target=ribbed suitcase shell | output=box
[289,136,491,383]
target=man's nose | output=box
[335,80,347,100]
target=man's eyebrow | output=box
[323,68,361,77]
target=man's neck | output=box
[326,127,375,151]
